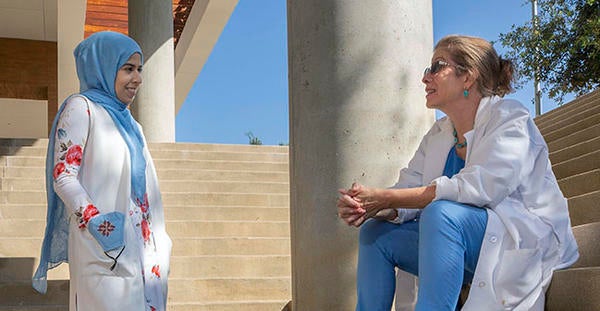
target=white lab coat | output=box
[391,96,579,310]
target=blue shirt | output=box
[443,146,465,178]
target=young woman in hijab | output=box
[33,31,172,311]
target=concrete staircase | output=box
[534,89,600,310]
[1,89,598,311]
[0,140,291,310]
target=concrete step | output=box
[1,166,289,183]
[167,301,290,311]
[0,302,292,311]
[570,222,600,269]
[0,306,66,311]
[1,204,289,222]
[0,220,46,237]
[0,178,45,191]
[161,169,288,183]
[0,177,289,194]
[161,192,289,207]
[0,300,287,311]
[165,221,290,238]
[552,149,600,180]
[542,111,600,143]
[0,190,289,207]
[172,237,290,257]
[0,147,46,158]
[167,277,290,303]
[0,278,291,310]
[164,206,289,222]
[0,139,47,148]
[0,156,45,167]
[550,136,600,165]
[161,181,289,194]
[169,255,290,279]
[535,89,600,128]
[0,219,289,238]
[154,159,288,172]
[1,147,289,163]
[148,142,288,153]
[150,150,288,163]
[539,101,600,137]
[0,280,68,306]
[0,138,289,155]
[1,156,289,173]
[558,169,600,198]
[547,122,600,154]
[568,190,600,226]
[0,255,290,282]
[0,257,69,282]
[545,267,600,311]
[0,237,291,257]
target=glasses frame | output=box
[423,60,466,77]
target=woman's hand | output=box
[337,188,367,227]
[346,182,391,219]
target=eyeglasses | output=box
[423,60,465,77]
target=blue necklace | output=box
[453,128,467,149]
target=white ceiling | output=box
[0,0,57,41]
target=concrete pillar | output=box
[128,0,175,142]
[287,1,433,310]
[57,0,86,129]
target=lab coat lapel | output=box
[423,117,454,183]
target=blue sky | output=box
[176,0,566,145]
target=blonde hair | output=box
[435,35,514,97]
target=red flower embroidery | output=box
[151,265,161,278]
[65,145,83,166]
[141,219,151,242]
[150,307,156,311]
[78,204,100,229]
[83,204,99,222]
[53,162,66,179]
[98,220,115,236]
[136,193,149,213]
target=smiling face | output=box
[421,49,468,112]
[114,53,142,105]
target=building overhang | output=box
[0,0,237,116]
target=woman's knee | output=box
[421,200,486,231]
[420,199,457,225]
[359,219,384,245]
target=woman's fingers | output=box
[336,183,370,227]
[337,193,362,209]
[350,214,366,227]
[347,182,362,196]
[342,211,364,226]
[338,204,362,217]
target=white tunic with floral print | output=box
[52,95,171,311]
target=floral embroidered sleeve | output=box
[53,96,99,229]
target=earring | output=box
[463,89,469,98]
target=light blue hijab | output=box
[33,31,147,293]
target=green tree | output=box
[499,0,600,103]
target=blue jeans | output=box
[356,200,488,311]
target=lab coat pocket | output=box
[495,248,542,308]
